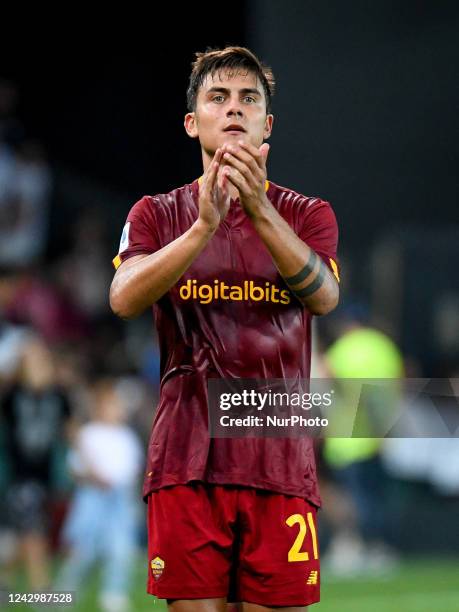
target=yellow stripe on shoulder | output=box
[329,258,340,282]
[112,254,122,270]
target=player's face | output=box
[184,69,273,168]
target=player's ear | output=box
[184,112,199,139]
[263,114,274,140]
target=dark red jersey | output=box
[113,179,339,506]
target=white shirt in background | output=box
[69,422,143,488]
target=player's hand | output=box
[198,148,230,232]
[221,141,270,218]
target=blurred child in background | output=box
[55,378,143,612]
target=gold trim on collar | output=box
[197,176,269,192]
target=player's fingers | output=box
[204,161,219,197]
[203,149,222,194]
[238,141,265,170]
[222,146,261,177]
[214,166,229,212]
[220,169,229,202]
[216,164,226,193]
[214,146,224,164]
[225,167,249,193]
[223,152,259,185]
[259,143,270,166]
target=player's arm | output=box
[222,141,339,316]
[110,149,230,319]
[110,226,212,320]
[248,203,338,316]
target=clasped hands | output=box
[220,140,270,217]
[199,141,271,231]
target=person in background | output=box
[55,378,143,612]
[321,306,404,576]
[1,335,72,590]
[0,138,52,269]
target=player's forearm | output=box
[110,219,215,319]
[250,204,339,315]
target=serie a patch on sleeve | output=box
[112,222,131,269]
[119,222,131,253]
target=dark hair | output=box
[187,46,275,114]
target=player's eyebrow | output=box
[206,86,262,97]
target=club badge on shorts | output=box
[150,556,165,580]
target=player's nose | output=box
[226,98,244,117]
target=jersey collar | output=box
[197,176,270,193]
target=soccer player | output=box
[110,46,340,612]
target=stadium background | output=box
[1,1,458,610]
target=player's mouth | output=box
[223,124,246,135]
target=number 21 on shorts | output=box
[286,512,319,561]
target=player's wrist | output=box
[244,195,272,221]
[194,217,219,237]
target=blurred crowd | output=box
[0,79,159,611]
[0,78,458,609]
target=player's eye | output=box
[243,96,256,103]
[212,95,225,103]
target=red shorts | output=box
[146,483,320,607]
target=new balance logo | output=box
[307,570,318,585]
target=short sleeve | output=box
[112,196,160,270]
[298,199,340,283]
